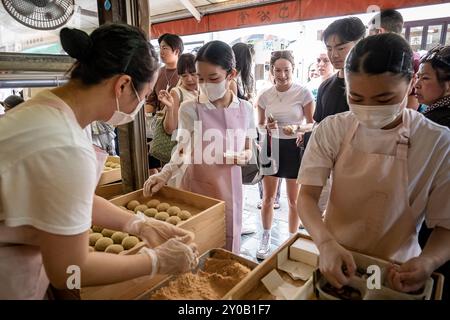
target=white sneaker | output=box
[256,233,271,260]
[241,225,256,235]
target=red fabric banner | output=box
[150,0,449,38]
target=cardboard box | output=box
[225,233,444,300]
[80,186,226,300]
[289,237,319,267]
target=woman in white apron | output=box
[0,25,197,299]
[297,33,450,293]
[143,41,256,254]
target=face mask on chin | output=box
[106,82,145,126]
[349,93,409,129]
[199,78,228,102]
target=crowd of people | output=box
[0,8,448,299]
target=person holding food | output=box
[143,41,255,254]
[297,33,450,294]
[255,50,314,260]
[0,24,198,300]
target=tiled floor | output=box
[239,180,308,263]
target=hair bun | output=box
[60,27,93,62]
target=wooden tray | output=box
[98,156,121,186]
[80,186,226,300]
[138,248,258,300]
[225,233,444,300]
[95,182,124,200]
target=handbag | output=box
[241,136,263,185]
[258,127,279,176]
[241,127,278,184]
[150,88,183,164]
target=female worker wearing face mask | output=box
[0,24,198,299]
[143,41,256,253]
[297,34,450,293]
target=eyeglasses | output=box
[421,45,450,68]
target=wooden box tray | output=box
[98,156,121,186]
[80,186,226,300]
[95,182,124,200]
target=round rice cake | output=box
[146,199,160,208]
[95,237,113,251]
[89,233,103,246]
[156,202,170,212]
[155,211,169,221]
[178,210,192,220]
[167,206,181,216]
[166,216,181,226]
[134,204,148,213]
[122,236,140,250]
[126,200,140,210]
[105,244,124,254]
[144,208,158,218]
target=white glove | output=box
[140,237,199,277]
[143,162,177,196]
[123,212,195,248]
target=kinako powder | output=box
[150,252,252,300]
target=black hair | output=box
[345,33,414,81]
[60,23,159,91]
[177,53,196,75]
[195,41,236,74]
[2,95,24,110]
[232,43,255,99]
[370,9,404,34]
[158,33,184,56]
[270,50,295,69]
[420,45,450,84]
[322,17,366,44]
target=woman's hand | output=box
[318,239,357,289]
[296,131,304,147]
[266,116,278,130]
[386,256,435,293]
[282,125,296,136]
[158,90,174,109]
[223,149,252,166]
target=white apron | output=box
[180,100,247,253]
[325,113,422,263]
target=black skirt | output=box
[266,138,302,179]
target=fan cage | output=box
[2,0,75,30]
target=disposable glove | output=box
[123,212,194,248]
[143,162,179,196]
[140,237,199,277]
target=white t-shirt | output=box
[177,93,256,139]
[257,82,313,139]
[171,86,198,104]
[0,91,96,236]
[297,109,450,230]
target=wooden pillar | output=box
[96,0,150,193]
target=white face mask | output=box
[199,79,228,102]
[106,83,145,126]
[348,93,408,129]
